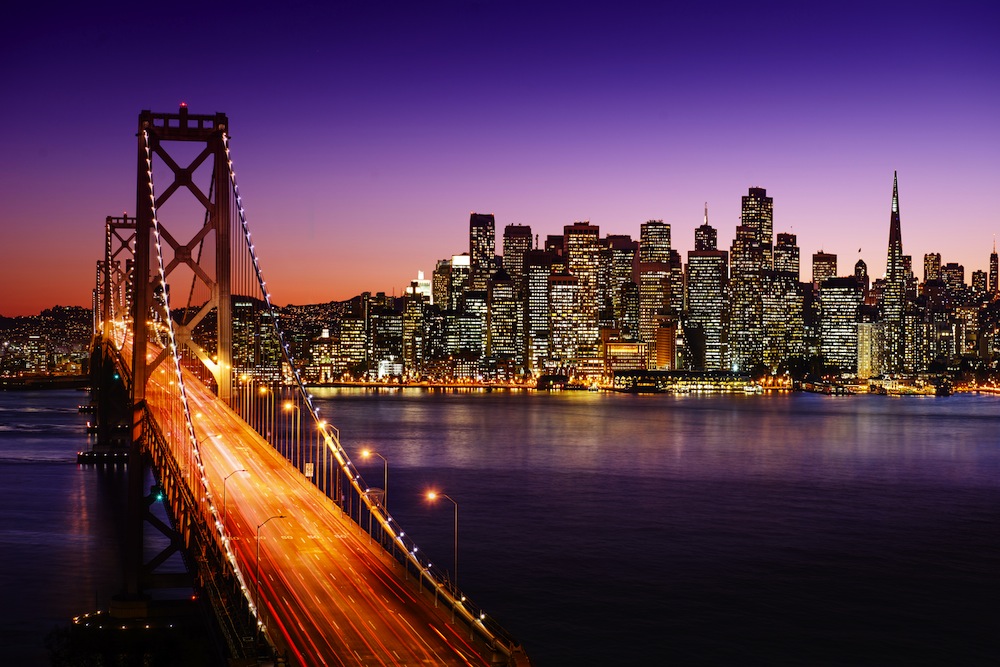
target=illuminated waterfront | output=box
[3,388,999,664]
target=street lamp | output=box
[255,514,286,627]
[360,449,388,510]
[283,401,300,469]
[222,468,248,534]
[426,491,458,588]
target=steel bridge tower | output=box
[123,106,233,606]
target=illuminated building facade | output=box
[563,221,601,356]
[469,213,496,291]
[728,225,765,371]
[548,271,580,364]
[811,251,837,291]
[819,277,862,372]
[882,172,908,372]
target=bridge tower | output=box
[123,106,233,605]
[87,215,136,452]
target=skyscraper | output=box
[812,251,837,290]
[639,220,671,263]
[563,221,601,356]
[923,252,942,284]
[882,171,907,372]
[741,187,774,269]
[469,213,496,291]
[502,224,533,289]
[728,224,765,372]
[685,216,728,370]
[990,239,998,294]
[819,277,862,373]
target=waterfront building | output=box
[548,271,581,364]
[637,261,672,367]
[401,286,428,375]
[525,249,556,371]
[728,225,765,372]
[604,235,639,331]
[487,268,524,369]
[563,221,601,356]
[856,305,884,379]
[764,233,805,372]
[819,277,862,373]
[685,240,728,371]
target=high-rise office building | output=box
[812,251,837,290]
[548,271,581,364]
[487,268,524,368]
[502,224,533,289]
[923,253,942,284]
[941,262,965,293]
[469,213,496,291]
[764,233,805,371]
[854,259,870,300]
[774,233,800,277]
[563,221,601,355]
[819,277,862,372]
[637,261,671,367]
[728,225,765,371]
[604,235,638,331]
[685,233,728,371]
[639,220,671,263]
[990,239,998,294]
[525,249,556,371]
[448,254,471,311]
[882,172,907,372]
[741,187,774,269]
[972,270,987,295]
[694,204,717,251]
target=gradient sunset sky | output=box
[1,1,997,316]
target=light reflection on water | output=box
[3,389,998,665]
[314,388,1000,665]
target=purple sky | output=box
[1,1,998,316]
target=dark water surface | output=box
[3,389,999,664]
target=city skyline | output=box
[2,1,998,316]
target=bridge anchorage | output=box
[81,105,531,666]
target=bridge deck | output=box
[145,357,505,666]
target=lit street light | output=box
[426,491,458,588]
[283,401,301,469]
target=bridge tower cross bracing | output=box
[127,106,232,602]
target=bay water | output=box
[2,388,998,664]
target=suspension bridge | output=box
[86,105,530,666]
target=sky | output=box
[1,0,998,316]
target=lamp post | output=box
[255,514,286,630]
[222,469,247,534]
[426,491,458,588]
[360,449,388,510]
[284,401,300,469]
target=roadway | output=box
[143,354,505,666]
